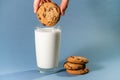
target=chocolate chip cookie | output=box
[66,56,89,64]
[64,62,86,70]
[66,68,89,75]
[36,2,61,27]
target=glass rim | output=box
[35,26,61,30]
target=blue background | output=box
[0,0,120,80]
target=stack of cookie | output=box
[64,56,89,75]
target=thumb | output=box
[60,0,69,16]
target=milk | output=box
[35,27,61,70]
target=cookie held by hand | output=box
[36,2,61,27]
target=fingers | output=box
[42,0,46,3]
[48,0,52,2]
[34,0,41,13]
[33,0,69,15]
[43,0,49,2]
[60,0,69,16]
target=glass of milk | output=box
[34,26,61,74]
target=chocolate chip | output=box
[48,21,50,23]
[39,17,41,20]
[49,7,53,11]
[77,66,81,69]
[55,7,58,12]
[42,23,46,26]
[78,64,86,69]
[77,58,80,60]
[71,56,75,58]
[54,3,58,6]
[43,14,46,17]
[44,8,46,12]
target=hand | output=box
[33,0,69,16]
